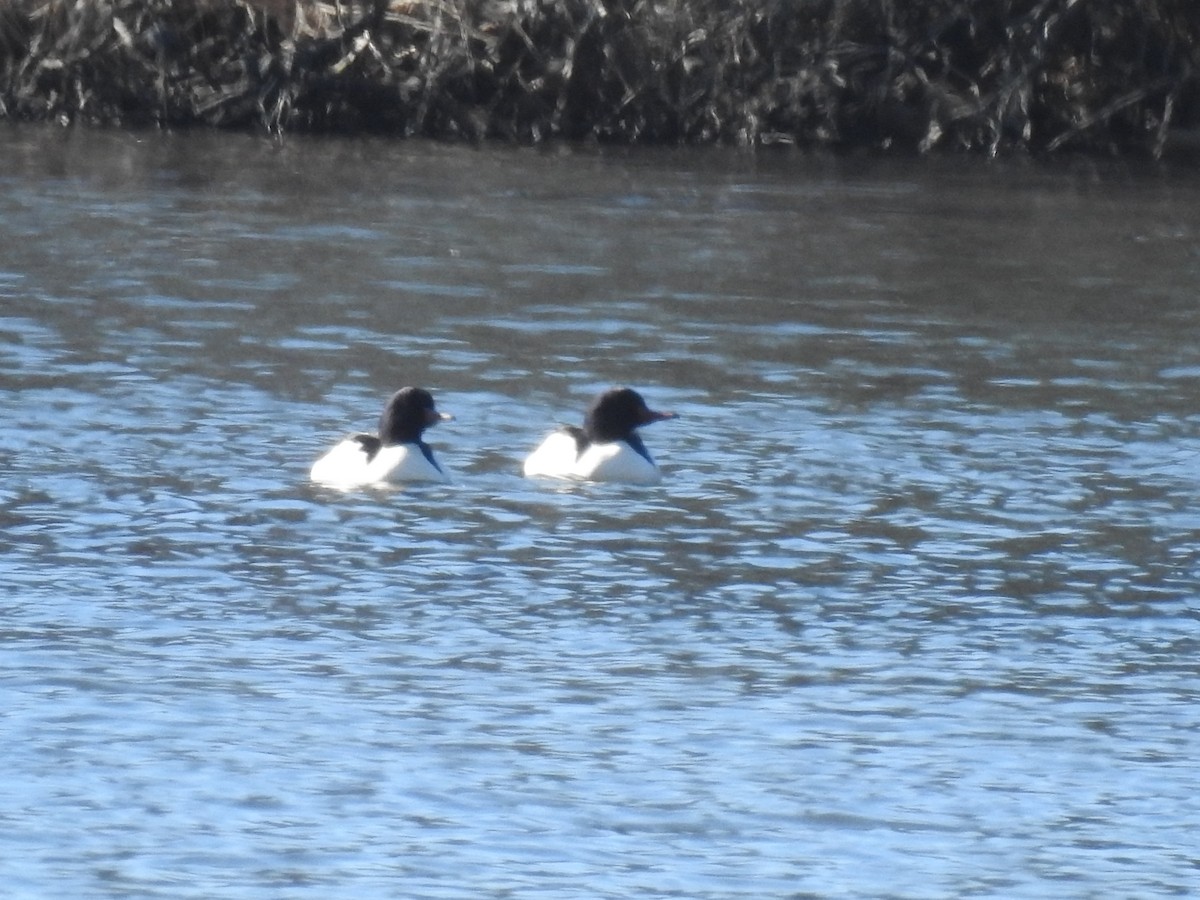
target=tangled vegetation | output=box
[1,0,1198,156]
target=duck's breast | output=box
[374,443,448,483]
[575,441,662,484]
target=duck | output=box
[310,387,451,486]
[523,387,677,485]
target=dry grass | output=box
[1,0,1197,155]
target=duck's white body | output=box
[523,432,663,485]
[523,387,675,486]
[311,438,448,487]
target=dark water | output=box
[3,126,1199,898]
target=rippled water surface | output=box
[3,127,1200,898]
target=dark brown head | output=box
[583,387,676,445]
[379,387,450,445]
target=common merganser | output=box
[523,387,677,485]
[310,387,451,486]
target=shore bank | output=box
[2,0,1198,157]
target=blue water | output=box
[2,127,1200,898]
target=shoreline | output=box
[2,0,1198,158]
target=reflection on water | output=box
[3,126,1200,899]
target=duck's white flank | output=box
[521,431,582,480]
[523,433,662,484]
[310,440,447,487]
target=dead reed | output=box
[1,0,1197,156]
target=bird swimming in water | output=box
[310,387,451,486]
[523,387,677,485]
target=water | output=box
[3,126,1199,898]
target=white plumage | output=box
[523,431,663,484]
[311,439,447,487]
